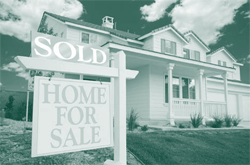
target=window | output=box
[218,60,221,65]
[193,50,200,61]
[223,61,227,66]
[165,76,196,103]
[218,60,227,66]
[161,39,176,55]
[165,76,180,103]
[183,48,190,59]
[182,78,196,99]
[64,74,80,80]
[81,32,89,44]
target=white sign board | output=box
[32,77,113,157]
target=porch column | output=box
[222,72,229,115]
[167,63,175,125]
[199,69,205,124]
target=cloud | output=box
[238,54,250,64]
[140,0,247,45]
[140,0,177,22]
[0,82,2,86]
[0,0,84,42]
[170,0,247,45]
[1,62,29,80]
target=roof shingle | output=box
[43,12,140,40]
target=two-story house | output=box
[37,11,250,125]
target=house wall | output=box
[149,65,168,119]
[66,25,111,46]
[183,34,207,62]
[233,65,241,80]
[126,65,150,120]
[206,78,250,120]
[142,36,154,50]
[153,30,185,57]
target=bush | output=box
[126,108,139,131]
[224,114,232,127]
[232,116,242,126]
[190,113,203,128]
[141,125,148,131]
[178,123,185,128]
[211,115,224,128]
[0,109,5,126]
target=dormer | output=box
[207,47,243,80]
[102,16,114,29]
[183,31,210,62]
[138,25,188,56]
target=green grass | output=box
[127,129,250,165]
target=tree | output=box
[5,95,15,118]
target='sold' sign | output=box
[31,31,109,66]
[32,77,113,157]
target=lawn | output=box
[127,129,250,165]
[0,118,141,165]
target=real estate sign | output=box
[31,31,109,66]
[32,76,113,157]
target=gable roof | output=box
[137,24,189,44]
[207,47,237,62]
[41,12,140,40]
[183,31,210,52]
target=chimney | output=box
[102,16,114,29]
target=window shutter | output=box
[171,41,176,55]
[187,49,190,58]
[161,39,166,53]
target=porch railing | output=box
[203,101,226,118]
[173,99,201,117]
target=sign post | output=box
[15,31,138,165]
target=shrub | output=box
[232,116,242,126]
[0,109,5,126]
[141,125,148,131]
[211,115,224,128]
[178,123,185,128]
[190,113,203,128]
[126,108,139,131]
[224,114,232,127]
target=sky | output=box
[0,0,249,91]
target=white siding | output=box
[242,95,250,121]
[126,65,150,120]
[211,51,237,80]
[142,36,153,50]
[153,30,185,57]
[66,26,111,46]
[149,65,168,119]
[228,94,238,116]
[232,65,241,81]
[183,34,207,62]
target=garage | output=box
[228,94,238,117]
[242,95,250,121]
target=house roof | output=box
[183,31,210,52]
[207,47,237,62]
[42,12,140,40]
[137,24,189,44]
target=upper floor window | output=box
[223,61,227,66]
[81,32,89,44]
[183,48,200,61]
[161,39,176,55]
[218,60,227,66]
[193,50,200,61]
[183,48,190,59]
